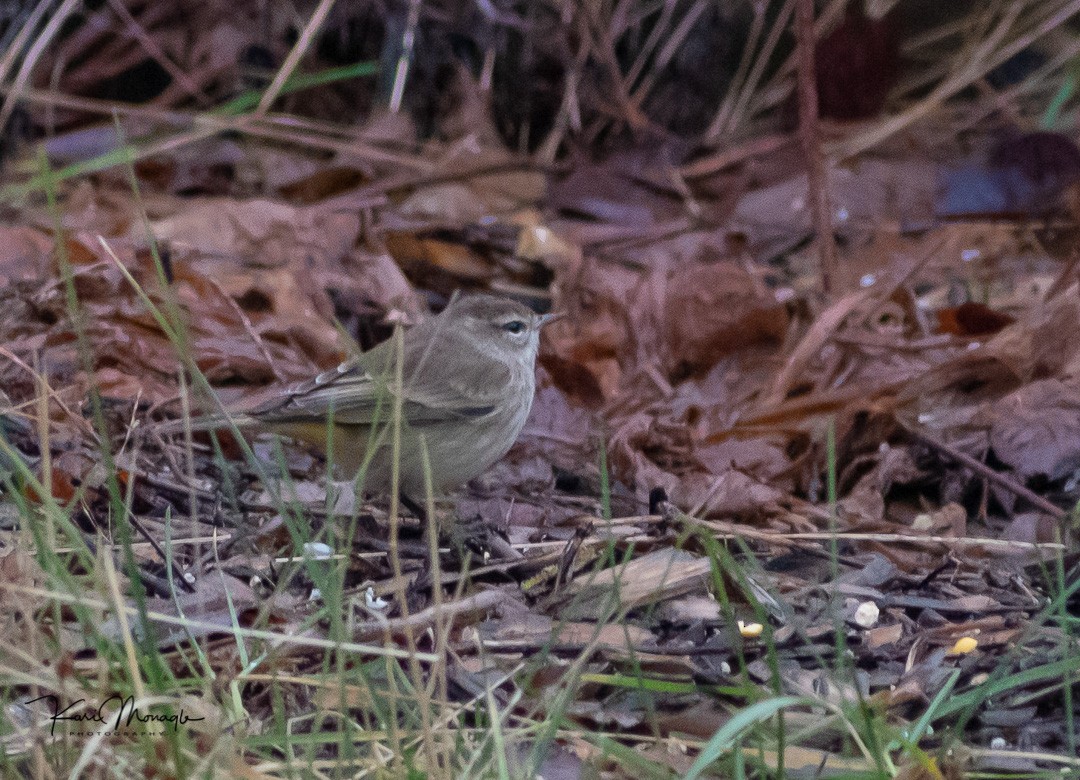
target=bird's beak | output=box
[539,311,566,327]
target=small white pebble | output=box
[860,273,876,288]
[309,588,322,601]
[990,737,1007,750]
[183,572,196,585]
[854,601,880,628]
[302,542,334,560]
[720,661,732,675]
[912,513,934,531]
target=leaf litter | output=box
[0,5,1079,778]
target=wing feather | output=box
[248,343,504,427]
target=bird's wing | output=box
[248,352,502,427]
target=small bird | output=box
[165,294,554,501]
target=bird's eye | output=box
[502,320,526,334]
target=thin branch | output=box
[794,0,837,294]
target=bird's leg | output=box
[400,492,438,587]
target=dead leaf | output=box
[148,198,361,269]
[985,379,1080,480]
[664,262,786,379]
[0,227,53,285]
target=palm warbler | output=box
[169,294,555,496]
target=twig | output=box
[104,0,206,104]
[389,0,425,113]
[255,0,338,115]
[202,275,280,375]
[678,133,790,180]
[0,0,83,133]
[0,580,437,661]
[0,346,97,438]
[782,531,1064,552]
[126,512,197,593]
[904,424,1068,521]
[2,87,428,174]
[353,589,505,642]
[793,0,837,294]
[832,1,1080,159]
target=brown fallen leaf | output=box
[664,261,787,380]
[984,378,1080,480]
[147,197,361,269]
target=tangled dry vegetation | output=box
[0,0,1079,778]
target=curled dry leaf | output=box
[541,255,795,498]
[732,159,938,240]
[897,354,1023,431]
[0,226,53,286]
[664,262,787,379]
[547,141,686,226]
[55,180,136,236]
[936,302,1016,337]
[434,146,546,213]
[985,379,1080,480]
[397,183,492,224]
[1001,512,1058,547]
[147,198,361,269]
[607,411,685,502]
[694,437,792,486]
[909,502,967,537]
[989,131,1080,214]
[325,249,426,324]
[545,260,784,401]
[984,283,1080,382]
[97,571,264,649]
[678,468,786,516]
[10,237,344,406]
[541,261,645,406]
[384,230,494,283]
[181,256,342,368]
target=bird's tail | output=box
[143,412,261,438]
